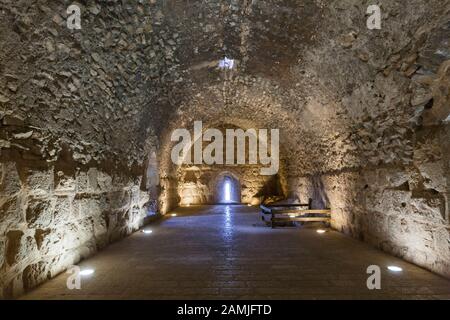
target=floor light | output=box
[317,229,327,234]
[142,229,153,234]
[80,269,95,276]
[387,266,403,272]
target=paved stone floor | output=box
[22,205,450,300]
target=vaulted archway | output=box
[214,172,241,204]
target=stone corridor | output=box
[22,206,450,300]
[1,1,450,300]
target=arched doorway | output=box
[214,173,241,204]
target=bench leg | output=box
[271,212,275,229]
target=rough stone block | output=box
[131,185,140,204]
[410,197,445,221]
[26,197,55,229]
[432,228,450,259]
[93,214,108,248]
[368,189,412,214]
[361,169,377,187]
[0,162,22,196]
[47,251,80,278]
[365,211,389,240]
[105,211,118,234]
[117,208,131,227]
[0,237,5,269]
[0,195,25,235]
[97,171,113,191]
[129,205,145,230]
[138,190,150,207]
[73,194,107,220]
[418,161,446,192]
[25,167,54,196]
[386,214,411,243]
[22,261,49,290]
[34,228,51,250]
[75,171,90,193]
[88,168,99,191]
[54,171,76,194]
[385,168,411,188]
[77,168,112,193]
[62,219,94,250]
[6,230,38,266]
[35,228,68,257]
[107,190,131,209]
[53,196,73,226]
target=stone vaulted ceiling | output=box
[0,0,449,175]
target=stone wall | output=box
[0,1,165,298]
[0,161,150,299]
[177,165,283,206]
[289,125,450,278]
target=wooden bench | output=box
[260,203,331,229]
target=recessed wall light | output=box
[80,269,95,276]
[142,229,153,234]
[387,266,403,272]
[171,214,177,217]
[317,229,327,234]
